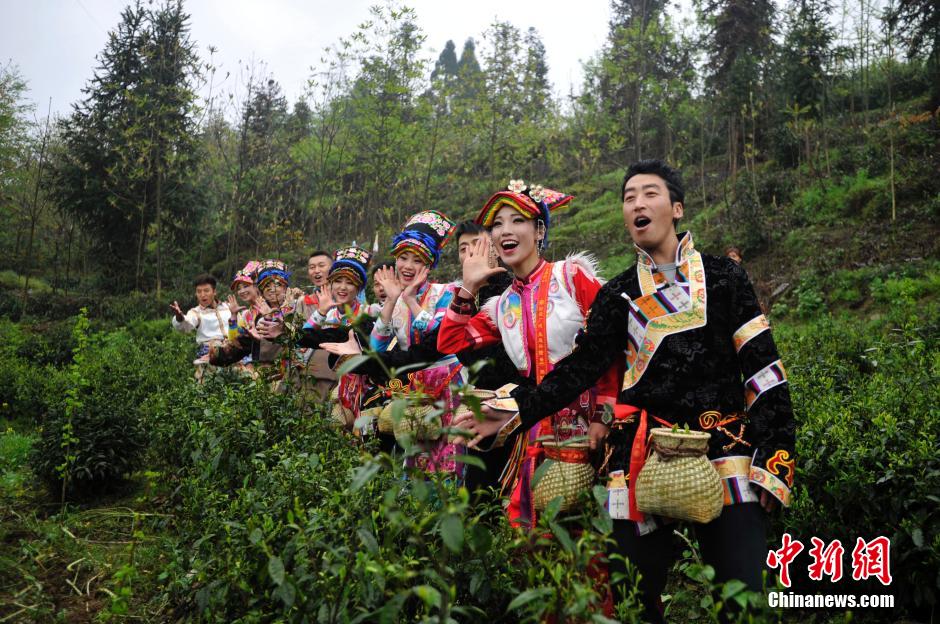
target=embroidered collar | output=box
[635,231,695,270]
[511,259,548,291]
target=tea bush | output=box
[778,303,940,616]
[0,320,68,422]
[31,312,190,498]
[148,376,645,623]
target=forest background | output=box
[0,0,938,621]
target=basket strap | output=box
[543,445,590,463]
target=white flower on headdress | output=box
[507,179,527,194]
[529,184,546,202]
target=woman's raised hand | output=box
[226,294,244,315]
[375,266,403,301]
[402,264,429,300]
[317,288,335,314]
[256,298,273,316]
[320,329,363,356]
[461,236,506,295]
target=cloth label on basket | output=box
[605,470,660,534]
[607,470,629,519]
[608,487,629,519]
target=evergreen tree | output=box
[700,0,776,175]
[456,38,485,103]
[600,0,692,161]
[887,0,940,108]
[780,0,835,115]
[229,75,292,258]
[52,0,202,292]
[521,28,551,119]
[432,40,459,82]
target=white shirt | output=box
[172,303,231,344]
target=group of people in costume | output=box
[169,160,795,622]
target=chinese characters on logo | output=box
[767,534,892,588]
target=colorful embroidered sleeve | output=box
[436,292,502,355]
[566,260,603,316]
[229,309,252,341]
[370,316,396,352]
[513,272,633,431]
[304,309,335,330]
[413,285,453,336]
[727,261,796,507]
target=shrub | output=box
[149,377,644,623]
[793,280,827,318]
[31,311,189,499]
[0,320,67,421]
[777,306,940,616]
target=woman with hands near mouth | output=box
[436,180,622,530]
[369,212,454,354]
[358,210,466,475]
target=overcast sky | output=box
[1,0,617,119]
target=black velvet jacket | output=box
[512,233,796,506]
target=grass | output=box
[0,422,177,623]
[0,269,53,295]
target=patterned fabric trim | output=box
[733,314,771,352]
[622,236,707,391]
[712,456,759,505]
[744,359,788,409]
[749,463,792,507]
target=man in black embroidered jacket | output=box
[457,160,796,621]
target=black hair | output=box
[371,260,395,277]
[193,273,217,289]
[454,220,485,241]
[308,250,332,261]
[621,159,685,205]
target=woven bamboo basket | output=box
[633,428,723,523]
[532,442,595,512]
[393,403,443,443]
[464,388,496,401]
[329,387,355,428]
[357,406,382,435]
[377,400,397,434]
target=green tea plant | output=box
[31,314,189,499]
[777,305,939,616]
[149,373,633,623]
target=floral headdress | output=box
[230,260,260,289]
[329,246,372,288]
[256,259,291,290]
[475,179,573,248]
[390,210,456,268]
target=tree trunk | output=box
[21,99,52,306]
[154,161,164,301]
